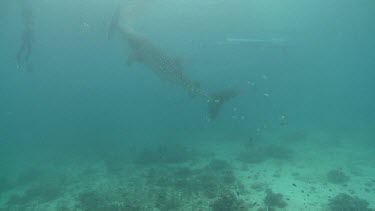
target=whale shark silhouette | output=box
[109,9,239,120]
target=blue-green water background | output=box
[1,0,375,187]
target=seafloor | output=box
[1,129,374,211]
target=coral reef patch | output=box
[327,169,350,185]
[328,193,373,211]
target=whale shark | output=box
[124,30,206,98]
[109,9,239,120]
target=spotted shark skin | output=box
[109,8,239,120]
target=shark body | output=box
[125,31,206,98]
[110,10,238,120]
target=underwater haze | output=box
[1,0,375,210]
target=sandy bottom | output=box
[1,130,374,211]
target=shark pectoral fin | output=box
[208,89,240,120]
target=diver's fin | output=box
[208,89,239,120]
[108,7,121,40]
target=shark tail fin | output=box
[208,89,239,120]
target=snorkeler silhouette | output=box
[16,2,34,72]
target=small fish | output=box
[249,202,257,208]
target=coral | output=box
[264,189,287,209]
[76,189,144,211]
[328,193,373,211]
[154,192,181,211]
[210,191,247,211]
[327,169,350,185]
[144,162,241,200]
[197,174,223,198]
